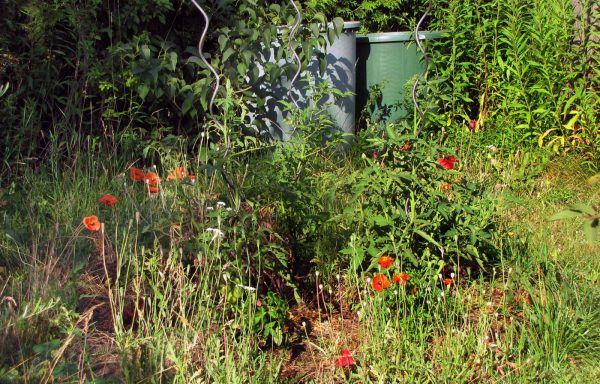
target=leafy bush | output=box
[337,123,497,275]
[0,0,341,166]
[428,0,598,164]
[301,0,432,33]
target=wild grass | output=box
[1,132,598,383]
[1,0,598,382]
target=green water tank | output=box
[356,31,445,123]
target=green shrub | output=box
[337,123,497,275]
[301,0,432,33]
[429,0,598,164]
[0,0,340,166]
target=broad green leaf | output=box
[218,34,229,50]
[242,50,253,64]
[168,51,177,71]
[222,47,235,63]
[236,62,247,76]
[367,243,379,257]
[327,28,336,46]
[373,215,392,227]
[313,12,326,25]
[317,35,327,48]
[583,220,598,242]
[466,244,479,259]
[181,93,194,115]
[137,84,149,100]
[351,246,365,271]
[187,56,205,67]
[141,45,151,59]
[131,62,145,75]
[550,210,583,221]
[538,128,557,147]
[414,229,441,247]
[310,23,320,39]
[318,53,327,76]
[333,17,344,37]
[570,203,596,215]
[269,3,280,14]
[563,112,581,131]
[404,249,418,266]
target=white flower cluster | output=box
[206,227,224,241]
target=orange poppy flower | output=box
[439,182,452,191]
[82,215,101,231]
[398,141,411,151]
[377,255,393,269]
[393,272,409,285]
[98,194,118,206]
[372,274,390,292]
[443,278,454,287]
[130,167,145,182]
[166,166,189,181]
[144,171,160,186]
[336,349,355,367]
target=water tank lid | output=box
[343,21,361,31]
[357,31,448,44]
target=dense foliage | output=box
[0,0,339,164]
[0,0,598,382]
[300,0,433,33]
[428,0,599,165]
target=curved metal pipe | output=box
[190,0,221,118]
[287,0,303,110]
[190,0,240,205]
[412,1,433,137]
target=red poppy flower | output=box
[98,194,118,206]
[149,185,159,194]
[393,272,409,285]
[377,255,393,269]
[439,182,453,191]
[336,349,355,367]
[130,167,145,182]
[443,278,454,287]
[469,119,476,130]
[437,156,456,170]
[399,141,411,151]
[144,171,160,186]
[82,215,101,231]
[372,274,390,292]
